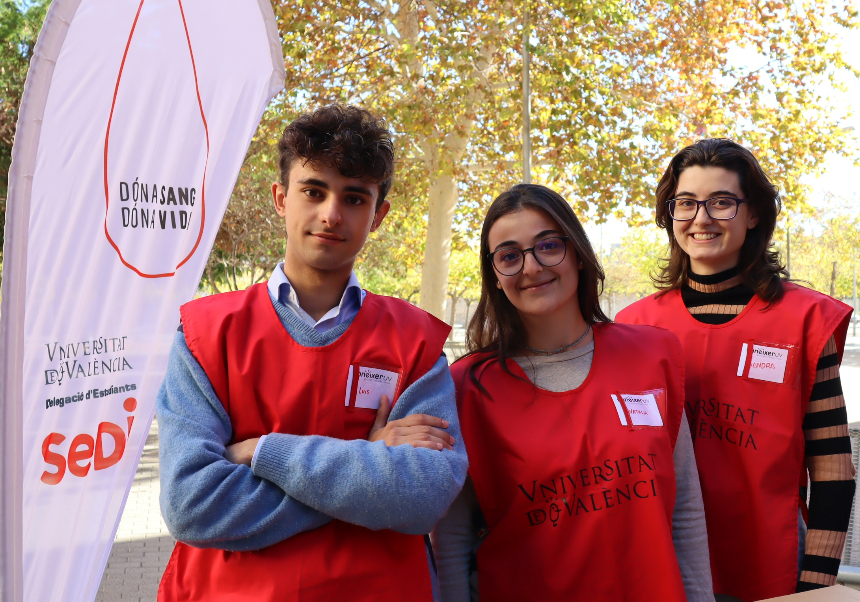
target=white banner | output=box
[0,1,284,600]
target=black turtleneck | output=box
[681,266,755,324]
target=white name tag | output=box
[746,344,789,383]
[345,366,399,410]
[612,393,664,427]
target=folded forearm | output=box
[253,433,463,534]
[157,332,332,550]
[161,476,331,551]
[159,415,331,550]
[252,356,469,534]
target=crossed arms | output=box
[156,331,469,551]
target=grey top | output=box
[512,339,596,391]
[431,341,715,602]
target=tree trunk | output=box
[231,242,239,291]
[419,172,458,320]
[464,299,473,329]
[207,266,222,294]
[448,293,461,340]
[831,261,837,297]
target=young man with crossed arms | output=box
[156,104,467,602]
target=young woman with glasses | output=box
[617,138,854,600]
[432,184,715,602]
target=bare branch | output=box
[465,160,551,172]
[490,80,518,91]
[363,0,403,47]
[425,0,439,22]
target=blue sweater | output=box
[156,293,469,552]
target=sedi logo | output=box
[40,397,137,485]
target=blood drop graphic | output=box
[103,0,208,278]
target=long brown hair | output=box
[458,184,610,394]
[654,138,787,302]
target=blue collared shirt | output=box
[266,263,366,333]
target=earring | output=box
[496,281,502,289]
[578,262,584,269]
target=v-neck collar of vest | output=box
[672,287,762,330]
[503,322,604,398]
[263,287,377,352]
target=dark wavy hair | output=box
[458,184,611,395]
[654,138,787,302]
[278,104,395,208]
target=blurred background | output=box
[3,0,859,324]
[2,2,860,599]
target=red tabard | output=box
[157,283,450,602]
[617,283,852,601]
[451,322,688,602]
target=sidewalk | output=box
[95,418,174,602]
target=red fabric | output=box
[451,322,687,602]
[617,283,852,602]
[158,283,450,602]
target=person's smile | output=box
[520,277,556,292]
[687,232,720,242]
[310,230,347,245]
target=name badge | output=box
[612,390,665,427]
[345,364,401,410]
[737,341,797,385]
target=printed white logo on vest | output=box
[354,367,399,409]
[612,393,663,427]
[747,344,788,383]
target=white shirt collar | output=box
[267,263,365,332]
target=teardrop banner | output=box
[0,1,284,600]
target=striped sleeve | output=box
[798,336,857,591]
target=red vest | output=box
[158,283,450,602]
[617,283,852,601]
[451,322,687,602]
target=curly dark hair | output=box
[654,138,788,303]
[277,104,395,209]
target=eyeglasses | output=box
[488,236,570,276]
[666,197,748,221]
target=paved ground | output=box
[94,334,860,601]
[95,418,174,602]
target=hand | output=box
[225,437,260,466]
[367,394,455,451]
